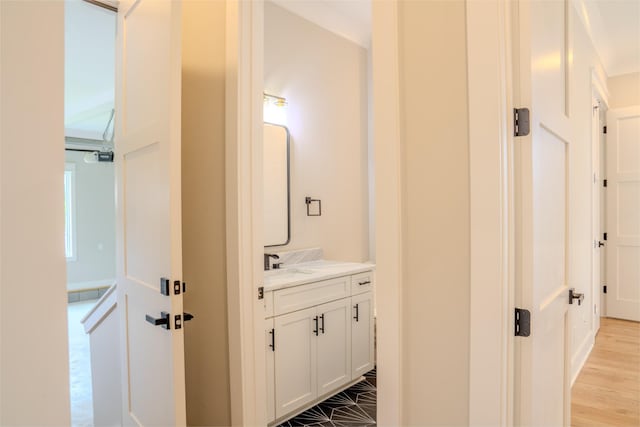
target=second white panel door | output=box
[316,298,352,396]
[351,292,374,379]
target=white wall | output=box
[182,1,231,424]
[608,72,640,108]
[264,2,370,262]
[0,1,71,425]
[396,1,471,424]
[65,150,116,291]
[567,4,610,383]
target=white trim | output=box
[225,0,265,425]
[570,331,595,386]
[371,2,403,425]
[67,278,114,292]
[467,1,514,425]
[64,163,77,262]
[591,69,610,108]
[81,283,117,333]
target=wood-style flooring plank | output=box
[571,317,640,427]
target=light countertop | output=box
[263,260,375,291]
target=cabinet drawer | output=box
[274,276,350,316]
[351,271,373,295]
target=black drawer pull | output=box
[269,328,275,351]
[359,280,371,286]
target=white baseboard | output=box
[67,278,115,292]
[571,331,595,387]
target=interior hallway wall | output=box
[0,1,71,425]
[397,1,470,424]
[181,1,231,425]
[608,72,640,109]
[65,150,116,291]
[264,2,370,262]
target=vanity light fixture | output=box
[264,93,287,106]
[264,93,288,125]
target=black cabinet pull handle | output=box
[353,304,359,322]
[359,280,371,286]
[313,316,319,336]
[145,311,170,330]
[320,313,325,334]
[269,328,275,351]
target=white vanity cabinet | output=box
[264,268,374,424]
[315,298,352,396]
[273,305,318,418]
[265,318,276,423]
[351,291,374,378]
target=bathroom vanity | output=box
[263,259,375,424]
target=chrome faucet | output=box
[264,253,280,271]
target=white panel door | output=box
[115,1,185,425]
[274,306,317,419]
[606,107,640,321]
[317,298,351,396]
[515,1,572,425]
[351,292,374,379]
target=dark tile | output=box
[277,368,377,426]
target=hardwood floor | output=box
[572,317,640,427]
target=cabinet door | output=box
[316,298,352,396]
[274,306,317,419]
[265,318,275,424]
[351,292,374,379]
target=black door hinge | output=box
[603,285,607,294]
[604,232,608,241]
[603,179,607,187]
[515,308,531,337]
[258,286,264,300]
[603,125,607,134]
[514,108,530,137]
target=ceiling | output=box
[577,0,640,76]
[65,0,116,141]
[271,0,639,77]
[63,0,636,137]
[270,0,371,48]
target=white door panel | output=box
[265,318,275,423]
[317,299,351,396]
[515,0,571,425]
[116,0,185,425]
[606,107,640,321]
[351,292,374,379]
[274,306,317,418]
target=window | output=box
[64,163,76,261]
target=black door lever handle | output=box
[183,312,194,322]
[145,311,171,329]
[569,288,585,306]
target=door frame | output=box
[591,70,609,331]
[225,0,266,425]
[467,1,514,425]
[226,0,514,425]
